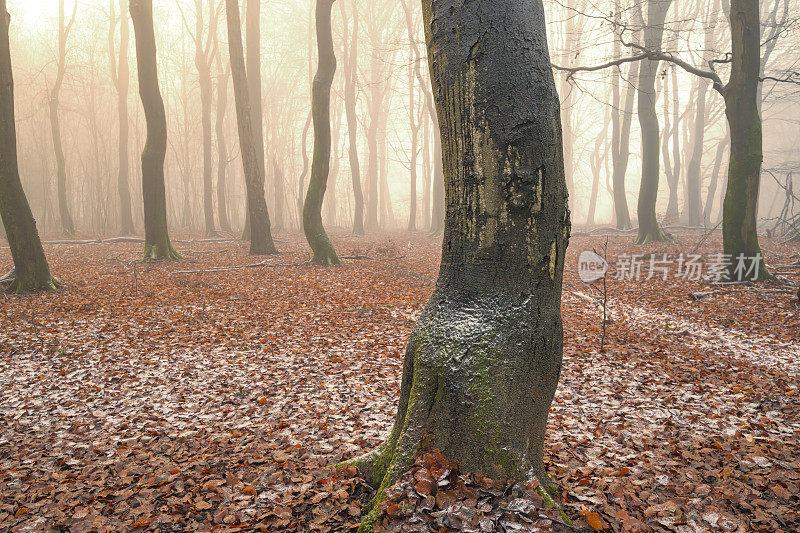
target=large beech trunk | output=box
[636,0,672,244]
[130,0,180,261]
[351,0,569,529]
[722,0,769,279]
[303,0,340,265]
[225,0,276,254]
[0,0,58,292]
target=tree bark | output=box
[50,0,76,236]
[111,0,134,235]
[636,0,672,244]
[303,0,340,265]
[130,0,181,261]
[0,0,59,292]
[722,0,769,279]
[340,0,364,235]
[225,0,276,254]
[350,1,569,529]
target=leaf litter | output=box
[0,230,797,532]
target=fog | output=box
[4,0,800,238]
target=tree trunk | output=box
[422,105,431,229]
[50,0,76,236]
[429,116,444,235]
[272,153,285,230]
[636,0,672,244]
[365,57,380,231]
[686,78,708,226]
[298,110,312,230]
[130,0,180,261]
[588,109,611,226]
[194,0,218,237]
[350,1,569,529]
[303,0,340,265]
[662,67,680,222]
[339,0,363,235]
[112,0,134,235]
[225,0,276,254]
[722,0,769,279]
[0,0,58,292]
[704,132,728,224]
[610,1,634,230]
[215,56,231,232]
[340,0,363,235]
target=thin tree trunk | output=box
[193,0,219,236]
[130,0,180,260]
[0,0,59,292]
[722,0,769,279]
[303,0,340,265]
[704,132,728,224]
[663,67,681,221]
[215,53,231,232]
[422,104,431,229]
[225,0,276,254]
[272,153,285,230]
[111,0,134,235]
[298,110,312,230]
[340,0,363,235]
[636,0,672,244]
[610,0,634,230]
[588,108,611,226]
[351,2,569,529]
[50,0,76,236]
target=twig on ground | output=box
[170,261,304,275]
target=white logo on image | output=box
[578,251,608,283]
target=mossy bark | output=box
[0,2,59,293]
[349,1,569,530]
[303,0,340,266]
[225,0,276,255]
[722,0,770,280]
[635,0,672,244]
[130,0,181,262]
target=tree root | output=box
[142,242,182,262]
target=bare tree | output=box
[339,0,364,234]
[49,0,78,236]
[130,0,181,260]
[350,0,569,528]
[303,0,340,265]
[0,0,59,292]
[109,0,135,235]
[224,0,276,254]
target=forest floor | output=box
[0,229,798,533]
